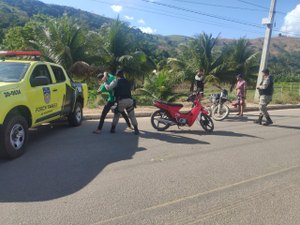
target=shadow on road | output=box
[212,130,262,139]
[223,116,250,122]
[225,113,299,123]
[271,124,300,130]
[0,120,143,202]
[140,130,210,145]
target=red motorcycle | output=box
[151,92,214,132]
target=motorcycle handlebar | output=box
[213,84,228,92]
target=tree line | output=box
[1,13,299,101]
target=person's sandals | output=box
[93,130,101,134]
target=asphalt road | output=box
[0,109,299,225]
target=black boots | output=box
[254,114,263,125]
[134,125,139,135]
[110,125,116,133]
[254,115,273,126]
[263,116,273,126]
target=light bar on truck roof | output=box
[0,51,41,56]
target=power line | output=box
[141,0,300,37]
[237,0,269,10]
[90,0,262,34]
[169,0,266,12]
[89,0,300,37]
[275,10,300,20]
[177,0,300,20]
[238,0,300,18]
[237,1,300,37]
[140,0,264,29]
[89,0,242,28]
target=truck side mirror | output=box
[31,76,50,87]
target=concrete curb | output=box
[83,104,300,120]
[84,112,151,120]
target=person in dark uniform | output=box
[93,72,132,134]
[255,68,274,126]
[105,70,139,135]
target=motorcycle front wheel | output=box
[151,110,171,131]
[211,104,229,121]
[199,113,214,132]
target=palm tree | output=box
[138,70,182,101]
[101,18,133,71]
[118,51,156,86]
[100,17,155,86]
[193,33,222,72]
[217,38,258,89]
[167,33,223,91]
[28,14,89,70]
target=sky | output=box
[39,0,300,39]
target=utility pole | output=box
[254,0,277,101]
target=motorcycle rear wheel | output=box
[211,104,229,121]
[151,110,171,131]
[199,113,214,132]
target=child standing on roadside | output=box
[233,74,247,116]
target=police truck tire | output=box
[0,115,28,158]
[68,102,83,126]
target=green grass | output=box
[272,86,300,104]
[240,85,300,104]
[87,82,300,108]
[204,82,300,104]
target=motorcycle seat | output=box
[156,100,183,107]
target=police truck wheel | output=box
[150,110,170,131]
[0,115,28,158]
[68,102,83,126]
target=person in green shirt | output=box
[93,72,132,134]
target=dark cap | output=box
[262,68,269,74]
[116,69,124,77]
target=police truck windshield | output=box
[0,62,29,82]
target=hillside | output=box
[250,36,300,56]
[0,0,113,39]
[1,0,300,70]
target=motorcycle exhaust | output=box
[156,118,177,126]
